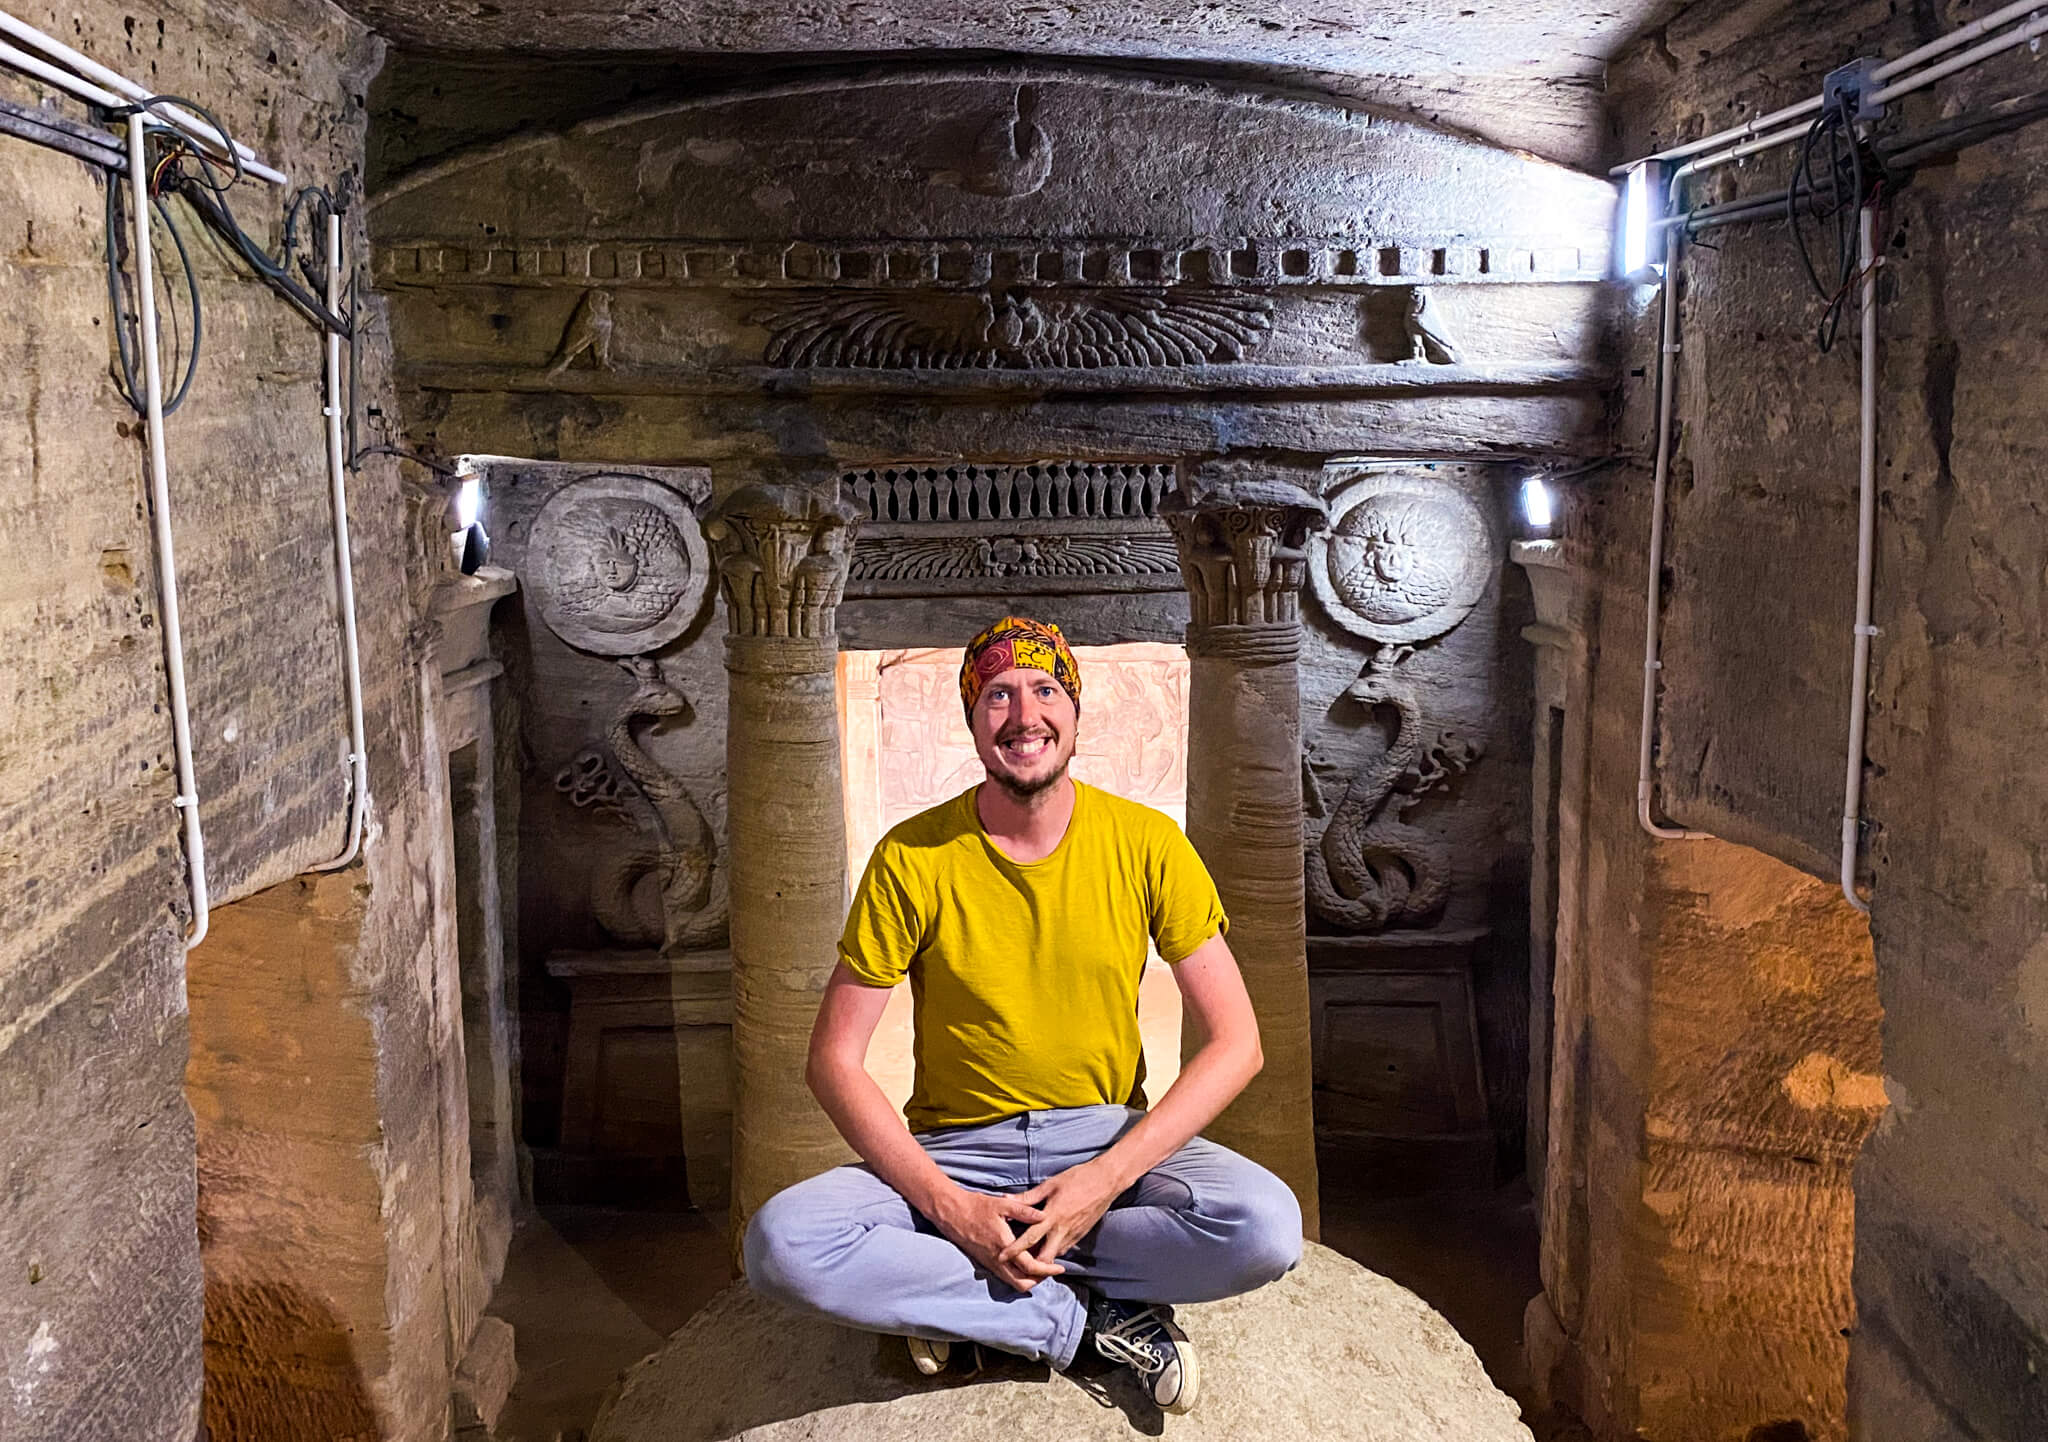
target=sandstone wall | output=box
[1581,0,2048,1433]
[0,3,474,1437]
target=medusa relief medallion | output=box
[1309,470,1497,644]
[529,474,712,655]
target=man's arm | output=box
[806,961,1060,1292]
[1000,930,1264,1267]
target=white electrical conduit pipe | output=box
[127,112,210,948]
[0,7,285,184]
[1840,206,1881,914]
[308,210,369,873]
[1636,233,1713,842]
[1667,10,2048,196]
[1613,0,2048,176]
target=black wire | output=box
[103,148,204,417]
[1785,91,1880,354]
[350,444,464,479]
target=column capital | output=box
[1163,476,1326,632]
[705,483,861,640]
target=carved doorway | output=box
[836,644,1190,1109]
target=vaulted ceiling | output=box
[343,0,1682,170]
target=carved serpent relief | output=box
[1306,645,1481,933]
[528,474,712,655]
[755,289,1274,369]
[555,656,726,954]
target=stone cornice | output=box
[374,236,1603,291]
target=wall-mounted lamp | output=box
[450,464,490,575]
[1619,160,1665,279]
[1521,476,1555,533]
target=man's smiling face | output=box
[969,664,1079,801]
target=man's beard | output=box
[987,754,1070,801]
[987,724,1070,801]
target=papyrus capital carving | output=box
[1163,476,1325,631]
[705,483,861,639]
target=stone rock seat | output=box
[589,1241,1530,1441]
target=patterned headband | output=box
[958,616,1082,719]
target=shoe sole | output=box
[908,1339,950,1376]
[1159,1328,1200,1415]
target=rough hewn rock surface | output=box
[355,4,1672,168]
[1558,0,2048,1435]
[589,1242,1530,1442]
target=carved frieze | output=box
[1310,467,1499,644]
[374,236,1601,291]
[704,484,860,638]
[755,290,1274,370]
[527,472,713,656]
[843,461,1183,598]
[1163,476,1327,631]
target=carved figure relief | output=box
[1306,645,1482,932]
[939,85,1054,199]
[1310,469,1496,644]
[755,289,1273,369]
[555,656,726,953]
[546,288,615,376]
[1401,287,1461,365]
[527,473,713,655]
[845,461,1183,598]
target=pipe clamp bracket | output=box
[172,792,197,809]
[1856,624,1882,637]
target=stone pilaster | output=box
[704,482,860,1251]
[1164,477,1325,1239]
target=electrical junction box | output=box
[1823,57,1887,123]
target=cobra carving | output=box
[1306,645,1481,932]
[755,289,1273,369]
[555,656,726,953]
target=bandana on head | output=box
[959,616,1082,720]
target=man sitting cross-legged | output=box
[744,616,1303,1415]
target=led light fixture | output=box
[1619,160,1665,279]
[1521,477,1554,532]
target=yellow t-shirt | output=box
[840,781,1228,1133]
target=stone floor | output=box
[486,1178,1571,1442]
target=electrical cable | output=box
[110,94,351,334]
[1786,90,1888,353]
[104,143,202,416]
[350,444,464,479]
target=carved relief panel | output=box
[485,461,730,958]
[1302,464,1506,936]
[843,461,1183,599]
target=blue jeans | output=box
[743,1104,1303,1369]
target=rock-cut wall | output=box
[1588,0,2048,1434]
[0,3,466,1439]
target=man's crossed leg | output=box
[745,1104,1302,1407]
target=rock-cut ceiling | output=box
[341,0,1683,170]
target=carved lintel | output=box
[704,483,860,639]
[1163,477,1326,632]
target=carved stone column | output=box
[1164,477,1325,1239]
[704,482,860,1251]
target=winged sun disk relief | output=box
[753,289,1275,370]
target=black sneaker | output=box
[1086,1294,1201,1414]
[905,1337,989,1377]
